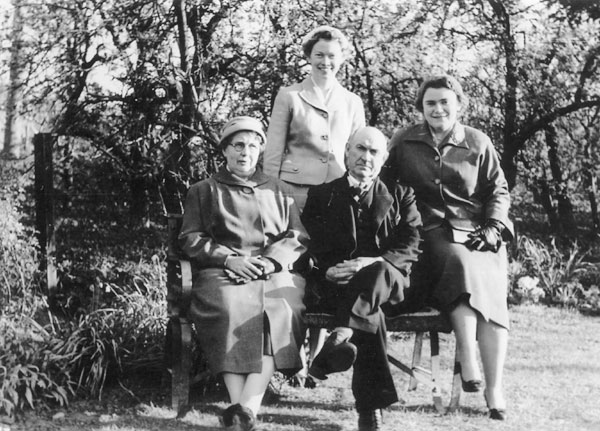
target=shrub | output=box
[0,171,40,304]
[510,235,600,310]
[53,257,167,398]
[579,286,600,316]
[0,162,74,416]
[1,254,167,415]
[0,295,75,417]
[511,275,546,304]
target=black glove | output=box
[464,219,504,252]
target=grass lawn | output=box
[10,304,600,431]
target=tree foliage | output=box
[2,0,600,235]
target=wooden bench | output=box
[164,214,462,415]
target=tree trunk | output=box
[488,0,519,191]
[3,0,24,157]
[533,177,559,231]
[353,42,379,125]
[545,125,577,235]
[589,175,599,235]
[130,144,150,226]
[162,0,195,215]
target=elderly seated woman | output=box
[179,116,308,430]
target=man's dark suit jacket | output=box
[301,174,423,308]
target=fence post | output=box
[34,133,57,296]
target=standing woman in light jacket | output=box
[382,75,513,421]
[264,25,366,382]
[264,25,366,211]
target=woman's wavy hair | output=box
[414,75,467,113]
[301,25,350,58]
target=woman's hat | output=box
[219,116,266,147]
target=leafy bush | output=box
[1,160,168,415]
[0,162,74,416]
[0,304,74,417]
[54,261,167,398]
[1,252,167,415]
[0,167,40,304]
[510,275,546,304]
[579,286,600,316]
[509,235,600,310]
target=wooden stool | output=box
[305,310,461,414]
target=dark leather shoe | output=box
[489,408,506,420]
[358,409,382,431]
[308,337,357,380]
[462,378,483,393]
[221,404,256,430]
[456,363,482,393]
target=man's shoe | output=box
[358,409,382,431]
[308,332,357,380]
[489,408,506,421]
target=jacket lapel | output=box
[325,81,347,112]
[298,78,327,112]
[372,179,393,237]
[329,177,357,245]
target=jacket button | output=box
[322,113,328,118]
[242,187,253,194]
[293,167,299,171]
[320,158,327,163]
[434,155,440,161]
[434,178,441,185]
[321,135,328,140]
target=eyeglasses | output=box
[228,142,262,153]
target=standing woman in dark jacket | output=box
[179,117,308,430]
[382,75,513,420]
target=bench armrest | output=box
[167,259,193,317]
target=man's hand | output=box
[325,257,384,284]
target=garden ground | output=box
[5,304,600,431]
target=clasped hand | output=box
[464,220,503,253]
[224,256,276,284]
[325,257,383,284]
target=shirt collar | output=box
[347,172,373,191]
[416,122,468,149]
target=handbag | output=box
[445,218,479,244]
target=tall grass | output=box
[1,171,74,416]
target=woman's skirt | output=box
[416,226,509,329]
[188,268,306,374]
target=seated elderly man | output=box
[301,127,422,431]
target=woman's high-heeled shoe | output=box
[485,392,507,421]
[456,363,483,393]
